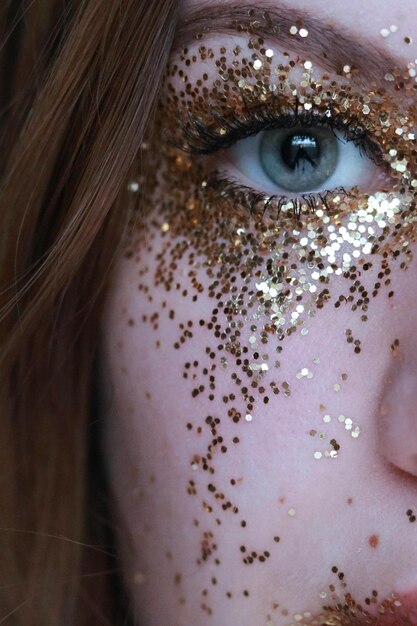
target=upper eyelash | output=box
[172,100,384,166]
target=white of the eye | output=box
[226,128,375,195]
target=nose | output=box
[377,343,417,477]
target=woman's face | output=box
[100,1,417,624]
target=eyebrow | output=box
[174,1,399,85]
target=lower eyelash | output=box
[206,172,353,217]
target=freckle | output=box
[278,496,286,504]
[369,534,379,548]
[347,498,353,504]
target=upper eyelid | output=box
[171,104,385,169]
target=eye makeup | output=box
[124,7,417,625]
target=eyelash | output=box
[171,100,386,216]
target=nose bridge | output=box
[377,343,417,477]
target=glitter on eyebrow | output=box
[289,25,298,35]
[298,28,308,38]
[303,60,312,70]
[253,59,263,70]
[265,48,274,57]
[161,222,170,232]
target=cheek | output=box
[100,210,417,621]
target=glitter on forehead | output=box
[125,6,417,623]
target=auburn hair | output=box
[0,1,178,623]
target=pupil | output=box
[281,133,320,171]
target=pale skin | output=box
[100,1,417,624]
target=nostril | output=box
[377,353,417,478]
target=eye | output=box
[223,124,380,196]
